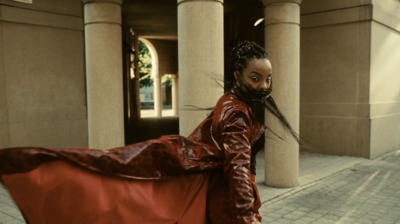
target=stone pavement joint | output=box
[1,149,400,224]
[259,149,400,224]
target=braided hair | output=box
[225,40,268,91]
[229,40,268,77]
[226,40,300,143]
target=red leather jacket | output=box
[189,89,265,223]
[0,89,265,223]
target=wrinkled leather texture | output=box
[189,89,264,223]
[0,136,225,179]
[0,89,265,224]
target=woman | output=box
[0,41,295,224]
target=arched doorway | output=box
[138,39,178,118]
[122,30,179,144]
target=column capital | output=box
[83,0,123,5]
[83,0,122,25]
[261,0,301,6]
[178,0,223,5]
[262,0,301,25]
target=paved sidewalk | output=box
[1,149,399,224]
[0,184,24,224]
[257,149,400,224]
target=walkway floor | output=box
[1,149,399,224]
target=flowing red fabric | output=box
[0,90,265,223]
[2,161,209,224]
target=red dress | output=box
[0,89,265,224]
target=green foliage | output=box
[138,40,153,87]
[161,75,172,87]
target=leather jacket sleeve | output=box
[220,107,260,223]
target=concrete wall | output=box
[300,0,400,158]
[369,0,400,157]
[0,0,87,148]
[300,0,372,157]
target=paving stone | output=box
[257,149,400,224]
[298,216,318,222]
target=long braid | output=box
[262,96,300,143]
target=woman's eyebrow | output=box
[250,71,271,76]
[249,71,263,76]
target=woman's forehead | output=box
[244,58,272,71]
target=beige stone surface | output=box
[264,1,300,24]
[172,75,179,116]
[372,0,400,32]
[0,109,7,128]
[370,102,400,118]
[369,10,400,158]
[153,76,162,117]
[84,1,121,24]
[178,0,224,136]
[0,5,83,30]
[0,109,8,148]
[370,24,400,103]
[300,0,400,158]
[84,1,124,149]
[262,0,301,6]
[0,2,87,148]
[0,0,83,16]
[3,25,85,108]
[7,107,86,123]
[0,22,7,148]
[301,5,372,29]
[9,120,87,148]
[370,115,400,158]
[264,1,300,187]
[301,103,370,118]
[301,0,371,14]
[300,4,372,157]
[301,22,370,104]
[300,116,370,158]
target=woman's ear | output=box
[233,71,239,81]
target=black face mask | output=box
[232,79,272,103]
[232,78,300,143]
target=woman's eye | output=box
[250,76,259,82]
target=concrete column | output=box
[262,0,301,187]
[153,75,162,117]
[171,75,179,116]
[177,0,224,136]
[83,0,124,149]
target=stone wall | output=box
[300,0,372,157]
[300,0,400,158]
[0,0,87,148]
[369,0,400,157]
